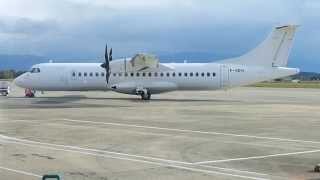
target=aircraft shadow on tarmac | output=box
[2,95,243,109]
[3,95,130,109]
[54,96,242,103]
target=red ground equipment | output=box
[25,88,35,97]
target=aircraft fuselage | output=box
[14,61,299,95]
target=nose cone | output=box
[14,74,27,88]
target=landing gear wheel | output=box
[141,91,151,100]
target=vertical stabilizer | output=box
[221,25,298,67]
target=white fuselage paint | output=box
[14,60,299,95]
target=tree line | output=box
[0,70,26,79]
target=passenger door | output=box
[220,64,229,89]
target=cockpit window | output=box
[30,68,41,73]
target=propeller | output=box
[100,44,113,83]
[109,48,113,61]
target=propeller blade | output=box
[105,61,110,83]
[106,70,110,83]
[105,44,109,62]
[109,48,113,61]
[101,43,110,83]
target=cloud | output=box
[0,0,319,71]
[0,18,57,35]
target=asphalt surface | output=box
[1,85,320,180]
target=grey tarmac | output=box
[1,85,320,180]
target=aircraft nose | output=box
[14,74,27,88]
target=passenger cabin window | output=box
[160,73,164,77]
[84,72,87,77]
[142,72,146,77]
[130,72,134,77]
[113,73,117,77]
[101,72,105,76]
[148,72,152,77]
[89,72,93,77]
[166,72,170,77]
[30,68,41,73]
[154,72,158,77]
[212,72,216,77]
[172,72,176,77]
[195,72,199,77]
[184,72,188,77]
[78,72,82,77]
[178,72,182,77]
[190,72,193,77]
[95,72,99,77]
[136,72,140,77]
[72,72,76,77]
[201,72,205,77]
[207,72,210,77]
[118,73,122,77]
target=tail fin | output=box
[221,25,298,67]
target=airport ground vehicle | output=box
[0,81,10,96]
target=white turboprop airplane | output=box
[14,25,299,100]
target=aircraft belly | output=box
[176,79,220,91]
[110,80,178,94]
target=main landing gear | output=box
[141,91,151,100]
[136,88,151,100]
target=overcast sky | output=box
[0,0,319,71]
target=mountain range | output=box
[0,52,233,71]
[0,54,48,71]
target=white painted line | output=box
[0,134,191,165]
[194,149,320,164]
[0,166,42,178]
[198,164,268,176]
[0,137,270,178]
[4,118,320,145]
[0,119,303,179]
[0,119,308,153]
[0,136,268,180]
[58,118,320,145]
